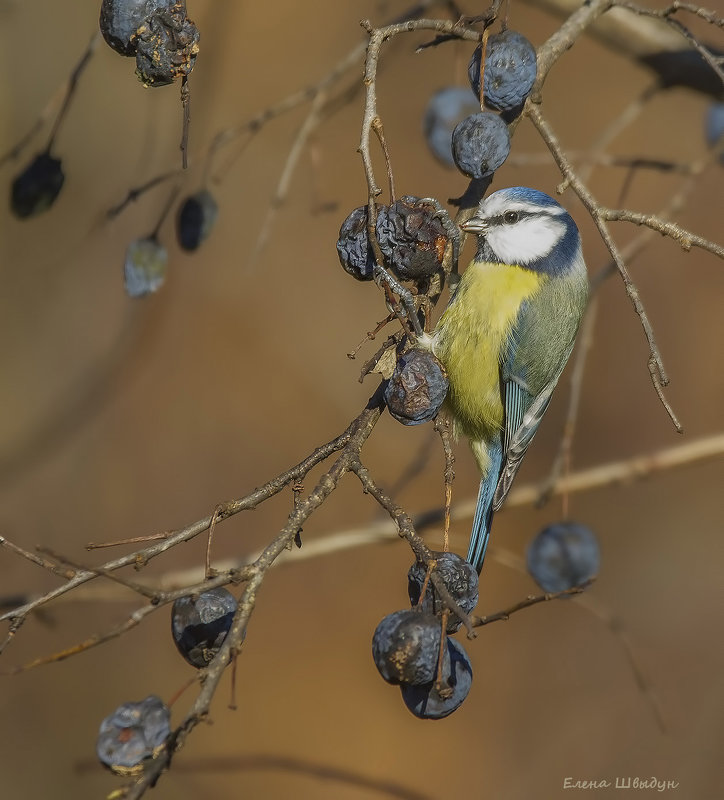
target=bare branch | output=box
[526,104,682,431]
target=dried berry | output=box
[96,695,170,775]
[376,197,450,281]
[526,521,600,593]
[423,87,481,168]
[372,609,446,686]
[408,551,479,633]
[336,205,377,281]
[400,637,473,719]
[124,236,168,297]
[468,30,537,112]
[10,152,65,219]
[452,112,510,179]
[171,587,238,668]
[100,0,176,57]
[384,349,448,426]
[176,190,218,251]
[135,5,200,87]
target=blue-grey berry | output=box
[401,637,473,719]
[376,197,450,281]
[408,551,479,633]
[526,521,600,593]
[451,112,510,179]
[336,206,377,281]
[171,587,238,668]
[97,695,170,774]
[705,102,724,164]
[100,0,177,57]
[372,609,446,686]
[124,236,168,297]
[10,152,65,219]
[423,87,481,167]
[176,190,219,251]
[384,349,448,426]
[468,30,537,112]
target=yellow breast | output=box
[432,261,544,444]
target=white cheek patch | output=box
[487,216,565,265]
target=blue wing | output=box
[493,291,578,511]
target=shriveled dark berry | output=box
[171,587,237,668]
[100,0,176,57]
[336,206,377,281]
[135,4,200,87]
[468,30,537,112]
[124,236,168,297]
[176,190,218,251]
[10,152,65,219]
[423,87,481,168]
[526,521,600,593]
[96,695,170,775]
[372,609,446,686]
[408,551,479,633]
[384,349,448,426]
[376,197,450,281]
[401,637,473,719]
[452,112,510,179]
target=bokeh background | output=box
[1,1,722,798]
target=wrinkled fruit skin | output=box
[408,551,479,633]
[526,521,600,593]
[468,30,537,112]
[452,112,510,179]
[100,0,177,56]
[376,197,450,281]
[336,205,377,281]
[124,237,168,297]
[135,5,200,87]
[97,695,170,774]
[176,190,219,251]
[10,153,65,219]
[401,637,473,719]
[423,87,481,167]
[372,609,446,686]
[171,587,238,668]
[384,349,448,426]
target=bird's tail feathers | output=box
[467,439,503,574]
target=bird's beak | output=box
[460,216,487,236]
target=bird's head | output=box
[460,187,581,275]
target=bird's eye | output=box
[503,211,519,224]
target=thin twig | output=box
[45,33,100,151]
[526,104,682,431]
[470,580,594,627]
[433,416,455,551]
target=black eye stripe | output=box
[486,210,543,226]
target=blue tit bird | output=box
[427,186,589,574]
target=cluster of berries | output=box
[425,30,537,177]
[97,586,238,773]
[124,189,219,297]
[371,523,599,718]
[372,552,478,719]
[100,0,199,87]
[336,197,454,424]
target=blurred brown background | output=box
[1,1,722,798]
